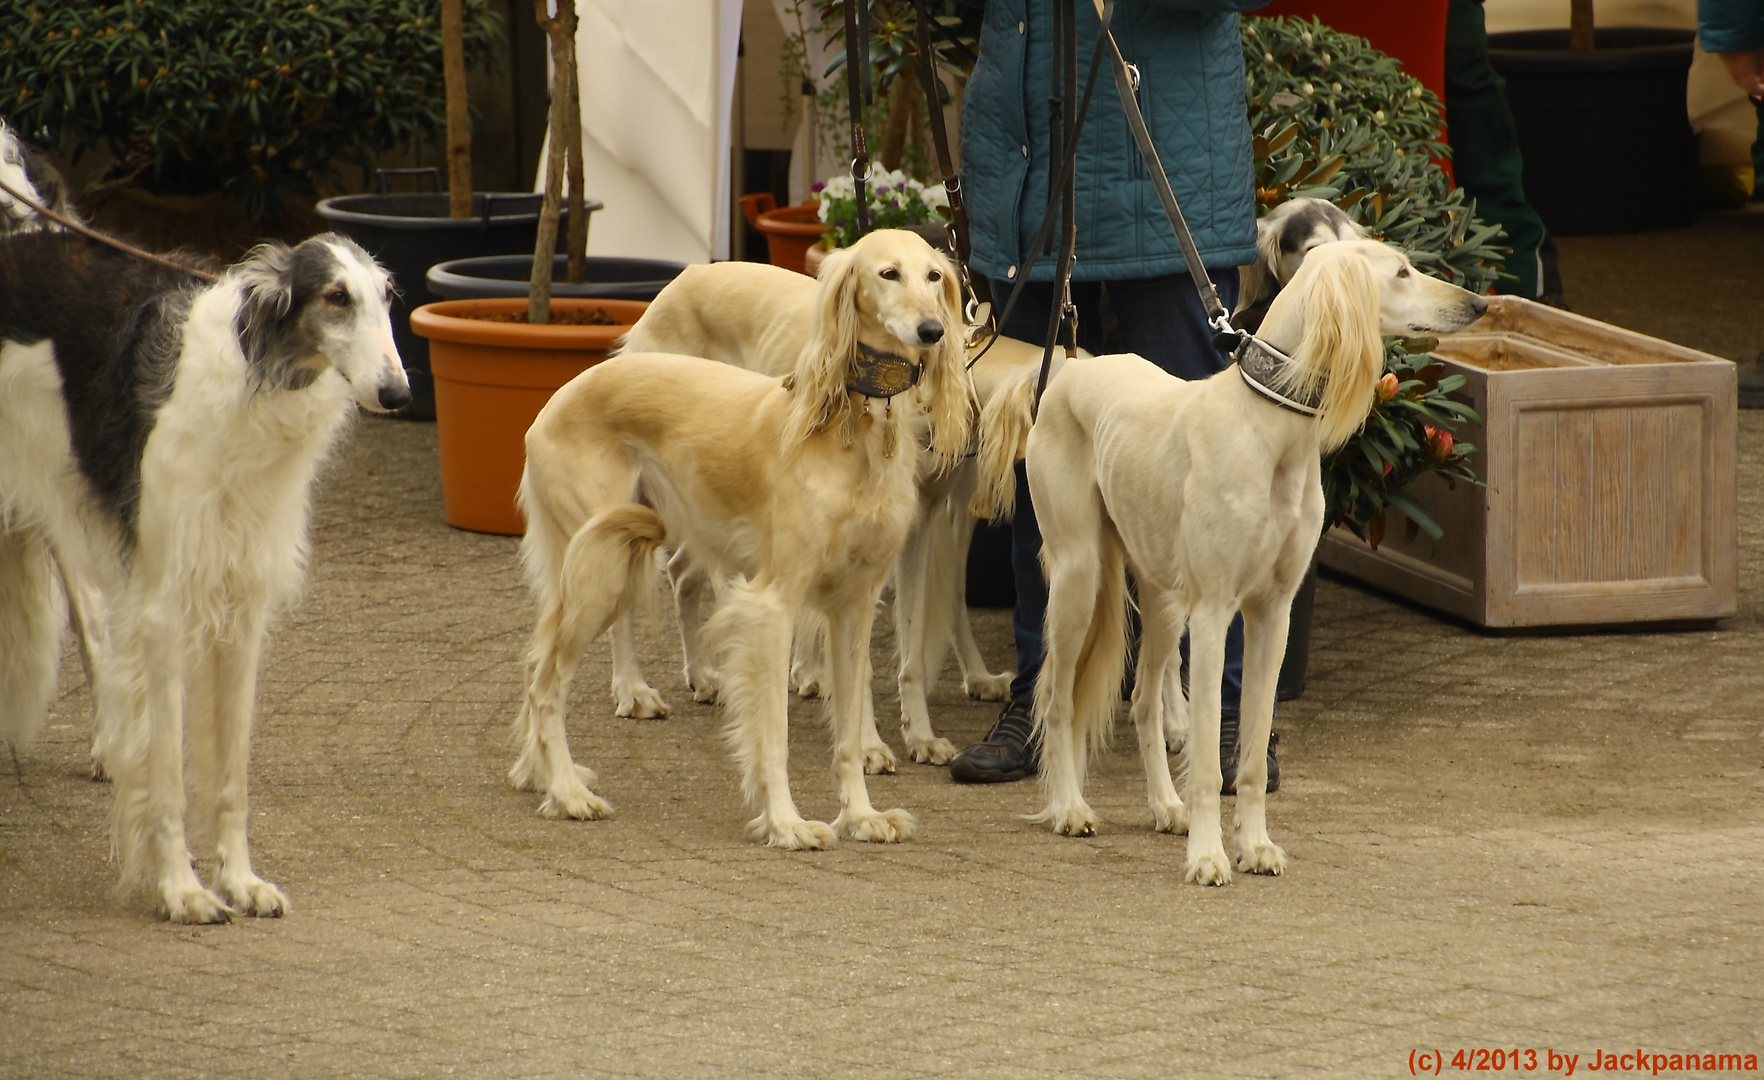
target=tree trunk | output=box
[1570,0,1595,51]
[562,0,587,284]
[880,76,918,173]
[441,0,472,218]
[530,0,571,324]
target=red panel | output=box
[1254,0,1449,100]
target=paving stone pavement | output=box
[4,218,1764,1078]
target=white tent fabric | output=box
[550,0,743,264]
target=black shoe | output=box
[1219,710,1280,795]
[949,697,1040,784]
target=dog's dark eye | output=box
[325,288,350,306]
[927,270,943,282]
[1396,268,1411,279]
[880,267,900,281]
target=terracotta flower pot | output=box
[409,297,647,535]
[738,193,829,276]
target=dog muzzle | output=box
[1235,336,1322,417]
[846,343,923,399]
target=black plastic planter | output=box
[1489,28,1696,236]
[315,190,599,419]
[425,255,687,303]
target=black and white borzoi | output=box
[0,227,409,922]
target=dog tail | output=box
[0,528,62,748]
[553,505,668,654]
[970,366,1039,522]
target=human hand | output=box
[1717,48,1764,100]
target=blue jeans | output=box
[983,270,1246,712]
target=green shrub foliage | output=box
[1244,16,1500,545]
[1,1,501,222]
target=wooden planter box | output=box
[1318,296,1737,628]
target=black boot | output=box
[949,697,1039,784]
[1218,710,1280,796]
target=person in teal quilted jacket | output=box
[949,0,1276,790]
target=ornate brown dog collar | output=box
[847,342,923,399]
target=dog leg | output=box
[1181,605,1232,886]
[892,510,955,766]
[121,610,233,923]
[668,549,720,703]
[1028,552,1104,838]
[610,612,669,719]
[201,613,291,916]
[58,561,119,781]
[826,602,915,843]
[790,611,826,699]
[1132,584,1187,836]
[0,529,60,752]
[717,586,835,849]
[1232,601,1288,876]
[946,510,1012,702]
[858,663,897,775]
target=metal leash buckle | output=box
[850,157,873,184]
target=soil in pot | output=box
[409,297,644,535]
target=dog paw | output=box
[1185,846,1233,887]
[1162,713,1188,753]
[538,782,615,821]
[834,807,917,843]
[963,672,1013,702]
[905,735,957,766]
[792,676,823,700]
[614,685,670,719]
[161,885,235,925]
[862,741,898,775]
[684,667,720,703]
[1150,797,1189,835]
[752,815,837,851]
[1033,802,1100,838]
[1236,838,1287,876]
[216,873,290,918]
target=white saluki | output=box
[512,228,973,847]
[977,240,1485,884]
[0,228,409,922]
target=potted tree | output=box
[1485,0,1698,234]
[410,0,647,536]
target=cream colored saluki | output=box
[512,229,973,847]
[977,240,1485,884]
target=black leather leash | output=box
[965,0,1116,373]
[909,0,992,334]
[843,0,872,236]
[0,174,219,283]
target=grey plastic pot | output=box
[425,255,687,303]
[316,182,600,419]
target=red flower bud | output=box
[1376,371,1399,403]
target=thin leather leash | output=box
[0,174,219,283]
[843,0,872,236]
[908,0,992,333]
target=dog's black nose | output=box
[1470,294,1488,316]
[917,319,945,345]
[378,383,412,411]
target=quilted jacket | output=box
[1698,0,1764,53]
[958,0,1269,283]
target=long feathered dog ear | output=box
[917,250,976,471]
[233,241,296,372]
[1289,246,1383,455]
[1234,213,1285,316]
[783,242,860,446]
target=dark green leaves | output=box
[1,1,503,223]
